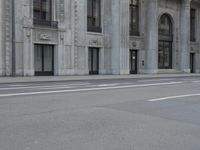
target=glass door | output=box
[130,50,138,74]
[190,53,195,73]
[34,44,54,76]
[89,48,99,75]
[158,41,172,69]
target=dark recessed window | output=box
[34,0,51,21]
[87,0,102,33]
[190,8,196,42]
[130,0,139,36]
[33,0,58,28]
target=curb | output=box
[0,74,200,84]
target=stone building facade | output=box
[0,0,200,76]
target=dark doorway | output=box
[190,53,195,73]
[158,14,173,69]
[89,48,99,75]
[34,44,54,76]
[130,50,138,74]
[158,41,172,69]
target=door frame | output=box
[89,47,99,75]
[130,50,138,74]
[34,44,54,76]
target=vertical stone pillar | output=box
[5,0,12,76]
[180,0,191,73]
[0,0,3,75]
[23,0,34,76]
[144,0,158,74]
[54,0,66,75]
[111,0,129,75]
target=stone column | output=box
[111,0,129,75]
[0,0,3,75]
[23,1,34,76]
[144,0,158,74]
[180,0,191,73]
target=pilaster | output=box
[23,0,34,76]
[0,0,3,75]
[111,0,129,75]
[5,0,12,76]
[144,0,158,74]
[71,0,87,75]
[180,0,191,73]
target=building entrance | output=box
[190,53,195,73]
[130,50,138,74]
[89,48,99,75]
[158,14,173,69]
[34,44,54,76]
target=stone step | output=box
[158,69,184,74]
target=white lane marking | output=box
[8,85,29,87]
[0,83,90,91]
[0,82,183,97]
[97,84,119,87]
[64,83,91,86]
[137,79,174,82]
[148,93,200,102]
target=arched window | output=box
[159,14,172,35]
[129,0,139,36]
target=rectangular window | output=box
[33,0,58,28]
[87,0,102,33]
[34,0,51,21]
[190,8,196,42]
[130,0,139,36]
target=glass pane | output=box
[43,45,53,72]
[190,9,196,41]
[34,45,42,72]
[164,42,170,67]
[129,1,139,35]
[94,0,100,27]
[33,0,51,20]
[130,51,136,71]
[87,0,93,26]
[88,49,92,71]
[42,0,51,20]
[33,0,41,19]
[92,49,98,71]
[158,41,164,68]
[87,0,101,27]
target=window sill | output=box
[87,26,102,33]
[33,19,58,29]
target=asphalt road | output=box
[1,77,200,150]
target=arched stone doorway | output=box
[158,14,173,69]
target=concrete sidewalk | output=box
[0,73,200,84]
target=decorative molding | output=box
[39,34,51,41]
